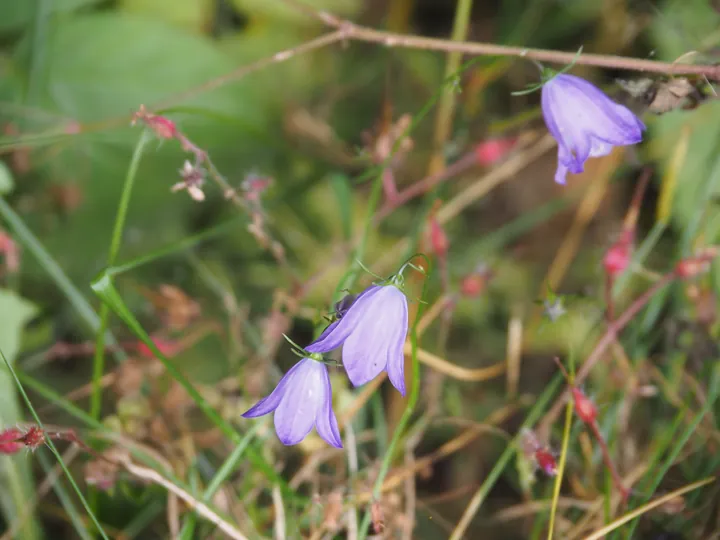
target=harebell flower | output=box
[541,73,645,185]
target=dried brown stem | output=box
[302,6,720,79]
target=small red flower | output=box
[534,448,558,477]
[131,105,177,140]
[21,426,45,451]
[0,428,23,454]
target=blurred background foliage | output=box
[1,0,720,538]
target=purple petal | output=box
[552,75,645,147]
[306,285,383,353]
[542,79,592,166]
[385,294,408,395]
[554,160,569,185]
[273,358,325,445]
[242,360,305,418]
[342,286,408,387]
[314,367,343,448]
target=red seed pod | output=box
[0,428,23,454]
[572,387,598,425]
[603,229,633,278]
[474,137,517,166]
[460,274,484,298]
[428,216,449,258]
[136,336,180,359]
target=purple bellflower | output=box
[306,284,409,395]
[242,357,342,448]
[541,73,645,185]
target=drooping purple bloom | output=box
[242,358,342,448]
[541,73,645,185]
[306,284,409,395]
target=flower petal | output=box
[241,360,305,418]
[385,293,408,395]
[554,160,570,185]
[314,367,343,448]
[557,75,645,146]
[543,80,592,165]
[273,358,324,445]
[306,285,383,353]
[342,286,408,387]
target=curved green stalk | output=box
[90,129,150,421]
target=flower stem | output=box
[312,15,720,79]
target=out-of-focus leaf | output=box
[328,173,352,241]
[229,0,360,25]
[118,0,214,34]
[0,289,39,540]
[36,13,268,130]
[0,162,13,194]
[0,0,102,34]
[217,21,335,107]
[649,0,720,244]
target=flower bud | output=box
[0,428,23,454]
[572,387,597,425]
[474,137,517,166]
[603,230,633,278]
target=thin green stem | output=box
[1,350,109,540]
[429,0,474,170]
[357,270,430,539]
[91,130,150,421]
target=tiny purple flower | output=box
[541,73,645,185]
[242,358,342,448]
[306,284,409,395]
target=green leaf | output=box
[229,0,361,24]
[0,0,103,34]
[37,13,268,128]
[328,173,352,241]
[0,162,13,195]
[118,0,214,34]
[0,289,40,540]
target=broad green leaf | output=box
[0,162,13,194]
[0,0,103,34]
[119,0,214,34]
[649,0,720,245]
[229,0,361,25]
[37,13,268,129]
[0,289,39,540]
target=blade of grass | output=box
[449,373,563,540]
[35,451,94,540]
[89,273,300,502]
[585,477,715,540]
[0,198,125,363]
[91,130,151,420]
[178,422,264,540]
[623,362,720,539]
[0,348,109,540]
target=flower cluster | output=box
[242,279,409,448]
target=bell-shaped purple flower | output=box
[306,284,409,395]
[242,358,342,448]
[541,73,645,185]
